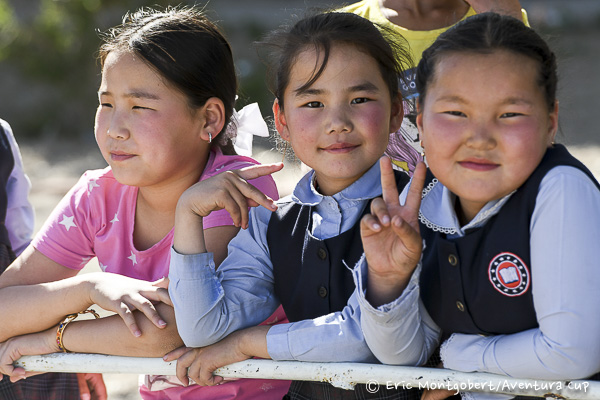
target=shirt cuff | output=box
[168,248,216,280]
[440,333,491,372]
[352,254,422,325]
[266,323,293,360]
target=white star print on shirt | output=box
[87,179,100,194]
[59,215,76,231]
[128,251,137,265]
[110,213,119,224]
[98,262,108,271]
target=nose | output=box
[465,120,496,150]
[326,105,353,134]
[107,112,130,140]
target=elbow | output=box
[536,336,600,380]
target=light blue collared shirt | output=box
[169,162,397,362]
[356,165,600,398]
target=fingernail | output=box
[81,393,91,400]
[163,355,168,361]
[158,320,167,327]
[373,223,381,230]
[134,330,141,337]
[382,216,390,225]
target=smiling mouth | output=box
[458,160,499,171]
[110,152,135,161]
[320,143,359,153]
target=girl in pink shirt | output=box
[0,6,289,399]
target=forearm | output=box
[0,276,94,341]
[357,262,440,365]
[62,303,182,357]
[173,198,207,255]
[170,211,279,347]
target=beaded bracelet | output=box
[56,309,100,353]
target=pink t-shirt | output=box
[33,148,290,399]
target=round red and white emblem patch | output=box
[488,252,530,297]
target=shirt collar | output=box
[419,178,515,236]
[291,162,383,206]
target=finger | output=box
[9,369,38,383]
[403,162,426,214]
[115,304,142,337]
[87,373,108,400]
[380,156,400,207]
[232,176,277,213]
[163,346,191,362]
[199,365,220,386]
[175,350,195,386]
[128,297,167,329]
[150,286,173,307]
[236,163,284,181]
[153,276,170,289]
[77,373,91,400]
[360,214,382,234]
[370,197,391,227]
[391,216,422,255]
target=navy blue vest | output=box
[420,144,600,338]
[267,171,410,322]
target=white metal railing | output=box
[14,354,599,399]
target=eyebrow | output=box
[436,95,534,107]
[98,90,161,100]
[293,81,380,97]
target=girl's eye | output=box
[133,105,151,110]
[444,111,465,117]
[351,97,370,104]
[304,101,323,108]
[500,112,523,118]
[100,103,113,108]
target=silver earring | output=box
[208,132,212,143]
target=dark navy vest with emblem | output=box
[0,123,15,251]
[420,144,600,339]
[267,171,419,400]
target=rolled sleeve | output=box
[169,206,280,348]
[354,256,441,366]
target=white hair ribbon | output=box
[229,103,269,157]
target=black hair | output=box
[260,11,413,111]
[416,12,557,111]
[98,6,238,154]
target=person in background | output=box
[0,118,101,399]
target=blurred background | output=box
[1,0,599,145]
[1,1,599,398]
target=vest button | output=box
[448,254,458,266]
[456,300,465,312]
[317,248,327,260]
[318,286,328,298]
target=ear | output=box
[273,99,290,141]
[547,100,559,145]
[389,93,404,133]
[200,97,226,142]
[415,102,425,148]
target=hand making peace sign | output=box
[360,156,426,306]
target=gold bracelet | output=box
[56,309,100,353]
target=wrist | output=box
[237,326,270,359]
[366,269,413,307]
